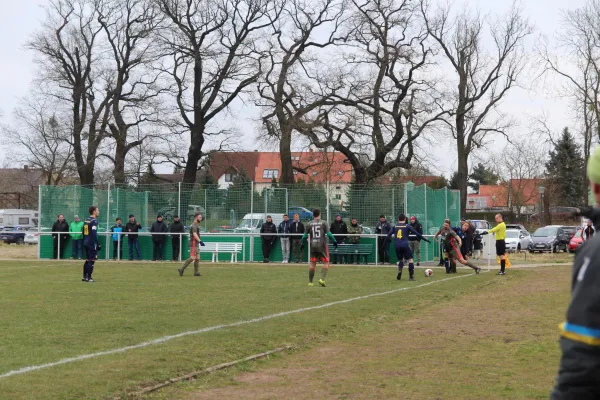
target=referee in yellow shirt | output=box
[483,214,507,275]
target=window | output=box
[262,169,279,179]
[335,186,341,190]
[293,156,300,161]
[224,174,232,182]
[338,171,344,176]
[334,194,342,200]
[293,170,298,175]
[312,171,318,176]
[18,218,29,225]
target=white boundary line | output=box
[0,273,476,379]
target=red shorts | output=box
[190,240,199,257]
[310,245,330,262]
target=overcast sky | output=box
[0,0,590,176]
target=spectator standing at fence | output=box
[260,215,277,263]
[473,230,483,259]
[278,214,292,263]
[290,213,305,263]
[52,214,69,259]
[126,214,142,261]
[110,218,123,260]
[178,213,205,277]
[376,215,392,265]
[69,215,84,260]
[584,220,595,241]
[82,206,100,282]
[170,215,185,261]
[330,215,348,264]
[151,214,168,261]
[408,216,423,266]
[347,218,363,264]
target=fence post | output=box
[37,185,42,259]
[145,191,149,229]
[424,184,428,262]
[391,187,395,217]
[326,181,330,224]
[178,182,181,220]
[106,183,111,260]
[403,183,408,215]
[179,232,182,262]
[250,181,254,262]
[204,188,208,231]
[445,187,448,218]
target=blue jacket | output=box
[111,224,123,241]
[278,220,292,238]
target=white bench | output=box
[201,242,243,263]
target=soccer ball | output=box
[424,269,433,277]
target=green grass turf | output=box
[0,260,565,399]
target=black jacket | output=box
[169,220,185,239]
[375,220,392,237]
[584,226,595,240]
[289,220,305,238]
[330,220,348,243]
[552,210,600,399]
[150,220,168,243]
[278,220,292,238]
[126,221,142,239]
[52,220,69,240]
[260,221,277,242]
[462,223,475,254]
[408,219,423,241]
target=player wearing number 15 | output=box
[384,214,430,281]
[82,206,100,283]
[300,209,338,287]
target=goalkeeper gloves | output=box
[200,241,205,246]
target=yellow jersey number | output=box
[83,225,89,236]
[396,230,402,239]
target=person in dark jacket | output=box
[552,149,600,399]
[260,215,277,263]
[461,219,475,257]
[126,214,142,261]
[52,214,70,259]
[290,213,305,263]
[584,219,595,241]
[473,231,483,259]
[408,216,424,266]
[278,214,292,263]
[330,215,348,264]
[150,214,168,261]
[169,215,185,261]
[375,215,392,264]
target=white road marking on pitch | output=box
[0,273,479,379]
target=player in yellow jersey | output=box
[482,214,507,275]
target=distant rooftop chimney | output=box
[23,165,29,172]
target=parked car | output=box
[505,229,532,252]
[530,207,580,223]
[506,224,526,231]
[569,229,584,253]
[470,220,490,234]
[559,226,578,239]
[210,225,235,233]
[361,226,373,235]
[528,226,570,253]
[287,206,313,220]
[0,226,27,244]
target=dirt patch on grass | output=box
[0,243,37,259]
[182,267,571,400]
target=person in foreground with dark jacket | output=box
[260,215,277,263]
[408,216,423,266]
[52,214,70,259]
[150,214,168,261]
[126,214,142,261]
[551,147,600,399]
[290,214,305,263]
[460,218,475,257]
[330,215,348,264]
[375,215,392,264]
[169,215,185,261]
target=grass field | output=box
[0,259,570,399]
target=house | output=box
[0,166,46,209]
[508,178,544,215]
[467,184,509,211]
[467,179,544,215]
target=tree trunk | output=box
[114,139,127,185]
[279,123,294,184]
[183,125,205,185]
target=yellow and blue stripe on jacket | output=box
[560,322,600,346]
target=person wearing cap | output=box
[150,214,168,261]
[126,214,142,261]
[408,216,423,266]
[169,215,185,261]
[69,215,84,260]
[260,215,277,263]
[552,147,600,399]
[278,214,292,263]
[330,215,348,264]
[375,215,392,264]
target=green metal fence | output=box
[39,182,461,262]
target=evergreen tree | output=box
[429,176,449,190]
[469,163,500,192]
[545,128,586,207]
[449,171,460,190]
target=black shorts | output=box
[85,245,97,260]
[496,240,506,256]
[395,246,414,261]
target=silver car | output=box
[505,229,531,252]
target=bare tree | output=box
[96,0,166,185]
[422,1,532,215]
[300,0,448,184]
[155,0,282,184]
[27,0,113,185]
[2,96,75,185]
[258,0,348,184]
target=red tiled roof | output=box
[509,179,544,206]
[467,184,509,209]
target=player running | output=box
[384,214,431,281]
[82,206,100,282]
[440,221,481,274]
[178,213,205,277]
[300,209,338,287]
